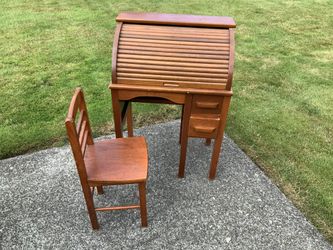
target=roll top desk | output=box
[109,12,236,179]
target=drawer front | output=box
[191,95,222,115]
[188,116,220,138]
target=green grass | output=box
[0,0,332,243]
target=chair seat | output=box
[85,136,148,185]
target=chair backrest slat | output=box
[76,110,85,134]
[65,88,94,178]
[79,120,87,145]
[81,129,89,156]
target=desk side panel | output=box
[112,22,123,84]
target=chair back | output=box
[65,88,94,178]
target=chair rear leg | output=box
[138,182,148,227]
[82,185,99,229]
[97,185,104,194]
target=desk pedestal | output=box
[110,87,232,180]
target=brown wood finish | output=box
[178,94,193,178]
[96,186,104,194]
[191,95,222,114]
[117,63,230,73]
[116,22,230,92]
[111,90,123,138]
[110,83,233,96]
[110,12,236,179]
[112,23,123,84]
[116,12,236,28]
[116,88,186,104]
[208,96,231,179]
[121,23,231,34]
[126,102,134,137]
[117,78,227,90]
[188,115,220,139]
[226,29,235,90]
[66,88,148,229]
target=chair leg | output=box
[138,182,148,227]
[82,184,99,229]
[205,138,211,146]
[96,185,104,194]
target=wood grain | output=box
[116,12,236,28]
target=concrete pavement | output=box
[1,120,331,249]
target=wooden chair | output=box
[65,87,148,229]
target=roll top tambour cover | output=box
[112,12,236,92]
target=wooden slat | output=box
[117,53,228,64]
[95,205,140,211]
[79,120,87,145]
[81,130,88,156]
[120,37,230,48]
[117,63,229,73]
[122,29,229,39]
[118,45,229,55]
[117,58,229,69]
[117,68,228,78]
[119,41,229,51]
[120,33,229,43]
[121,29,229,39]
[117,73,227,83]
[122,24,230,35]
[76,111,84,135]
[119,49,229,60]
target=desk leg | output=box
[126,102,134,137]
[209,96,231,180]
[178,95,192,178]
[111,90,123,138]
[179,105,184,144]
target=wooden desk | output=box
[109,12,236,179]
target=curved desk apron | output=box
[109,12,236,179]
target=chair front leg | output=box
[138,182,148,227]
[82,184,99,229]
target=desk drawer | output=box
[188,115,220,138]
[191,95,222,115]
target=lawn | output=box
[0,0,332,243]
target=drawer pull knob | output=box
[193,125,216,134]
[195,101,219,109]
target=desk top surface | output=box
[116,12,236,28]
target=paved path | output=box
[1,121,331,249]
